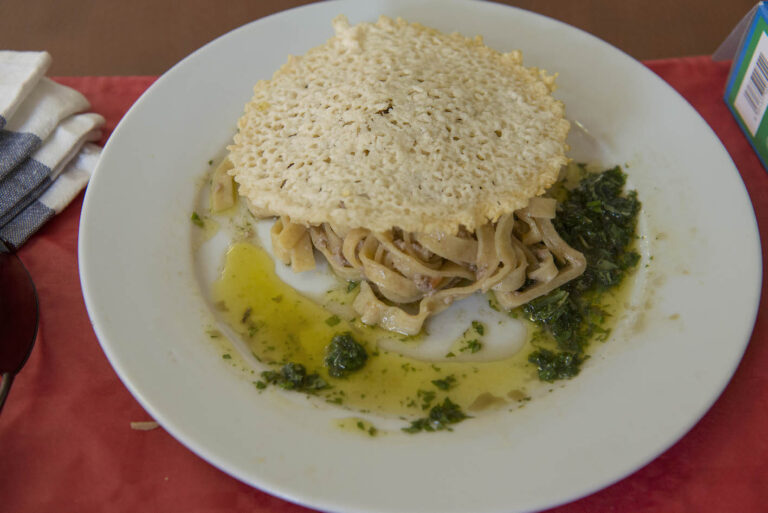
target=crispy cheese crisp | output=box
[228,15,570,235]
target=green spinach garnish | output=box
[325,333,368,378]
[527,348,584,382]
[524,166,640,382]
[554,166,641,291]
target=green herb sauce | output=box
[524,165,641,381]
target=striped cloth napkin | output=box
[0,51,104,248]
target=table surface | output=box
[0,0,758,75]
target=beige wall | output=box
[0,0,755,75]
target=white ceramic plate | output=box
[79,1,762,512]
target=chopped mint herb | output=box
[325,315,341,327]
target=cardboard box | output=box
[721,2,768,170]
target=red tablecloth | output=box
[1,56,766,512]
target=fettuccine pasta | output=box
[269,197,586,335]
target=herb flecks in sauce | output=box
[402,398,470,433]
[260,363,329,392]
[190,211,204,227]
[525,166,640,382]
[449,321,486,355]
[460,339,482,353]
[431,375,457,391]
[335,417,379,437]
[213,243,539,419]
[417,389,437,410]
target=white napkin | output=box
[0,78,91,178]
[0,50,103,248]
[0,52,51,129]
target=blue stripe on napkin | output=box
[0,129,42,180]
[0,157,50,219]
[0,199,54,248]
[0,173,51,228]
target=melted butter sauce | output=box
[212,242,540,418]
